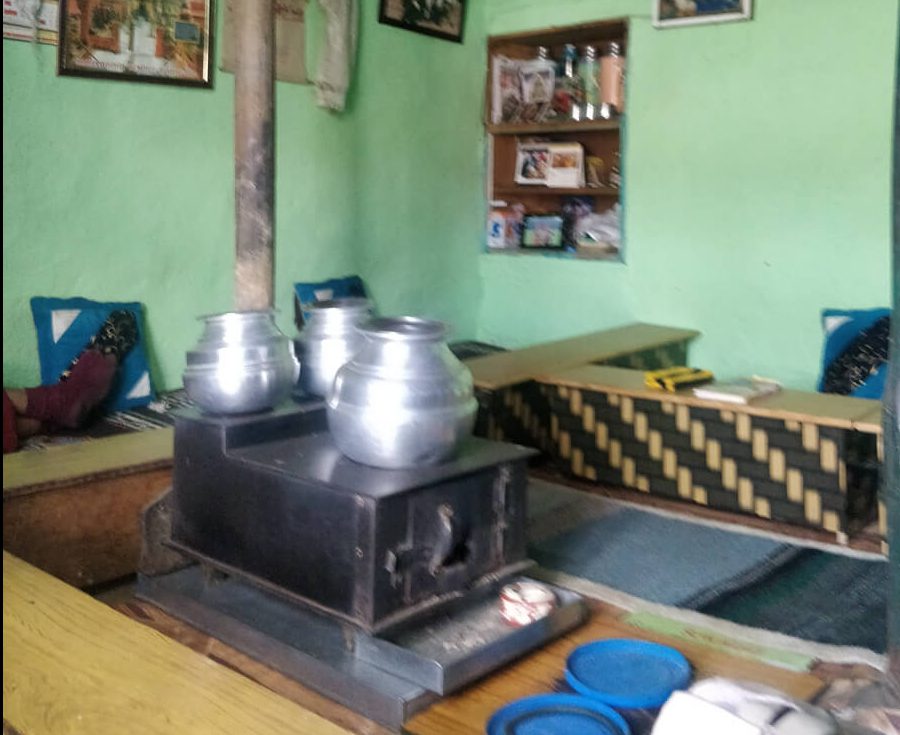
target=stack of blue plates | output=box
[486,639,692,734]
[565,639,692,710]
[486,694,630,735]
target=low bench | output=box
[535,365,882,542]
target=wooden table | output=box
[2,551,348,735]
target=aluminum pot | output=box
[294,298,373,398]
[326,316,477,469]
[183,310,299,415]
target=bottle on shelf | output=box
[553,43,585,122]
[599,41,625,120]
[579,45,600,121]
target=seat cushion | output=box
[818,307,890,398]
[30,296,156,412]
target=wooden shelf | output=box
[493,185,620,198]
[487,120,621,135]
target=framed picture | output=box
[653,0,752,28]
[522,216,564,249]
[514,143,550,186]
[378,0,466,43]
[58,0,214,88]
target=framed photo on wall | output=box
[653,0,752,28]
[58,0,214,88]
[378,0,466,43]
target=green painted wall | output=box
[4,0,897,394]
[351,1,485,341]
[2,7,358,390]
[478,0,897,389]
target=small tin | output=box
[499,581,558,627]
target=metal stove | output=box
[138,398,586,729]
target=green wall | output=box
[4,0,897,393]
[2,7,359,390]
[478,0,897,389]
[351,0,486,342]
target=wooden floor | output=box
[107,585,823,735]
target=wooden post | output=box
[233,0,275,312]
[886,18,900,689]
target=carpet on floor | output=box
[527,482,888,653]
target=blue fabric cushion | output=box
[293,275,367,325]
[30,296,156,412]
[818,308,890,399]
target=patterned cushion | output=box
[818,308,890,399]
[30,296,156,412]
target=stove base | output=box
[137,566,586,730]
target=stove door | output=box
[401,462,526,608]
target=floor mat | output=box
[527,481,888,654]
[697,549,888,653]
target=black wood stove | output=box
[138,398,586,729]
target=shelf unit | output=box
[485,18,628,261]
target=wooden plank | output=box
[854,405,883,434]
[113,598,396,735]
[487,18,628,51]
[539,365,880,430]
[405,600,824,735]
[3,427,174,497]
[3,467,171,587]
[487,120,621,135]
[2,552,350,735]
[468,324,700,391]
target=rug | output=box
[527,481,889,654]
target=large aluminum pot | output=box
[294,298,373,398]
[183,310,299,415]
[327,316,477,469]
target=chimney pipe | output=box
[233,0,275,311]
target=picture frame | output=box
[514,143,550,186]
[378,0,466,44]
[58,0,214,88]
[653,0,752,28]
[522,215,564,249]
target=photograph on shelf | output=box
[58,0,213,87]
[519,58,555,124]
[545,142,585,189]
[491,55,523,124]
[653,0,752,28]
[379,0,466,43]
[514,143,551,185]
[522,215,564,249]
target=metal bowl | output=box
[326,316,477,469]
[295,297,373,398]
[183,310,298,415]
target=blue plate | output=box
[486,693,631,735]
[565,639,692,710]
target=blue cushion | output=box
[818,308,890,399]
[293,275,367,325]
[30,297,156,412]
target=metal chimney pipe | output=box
[233,0,275,312]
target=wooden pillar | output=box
[887,17,900,688]
[233,0,275,312]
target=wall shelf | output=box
[493,185,620,198]
[487,120,621,136]
[485,18,627,261]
